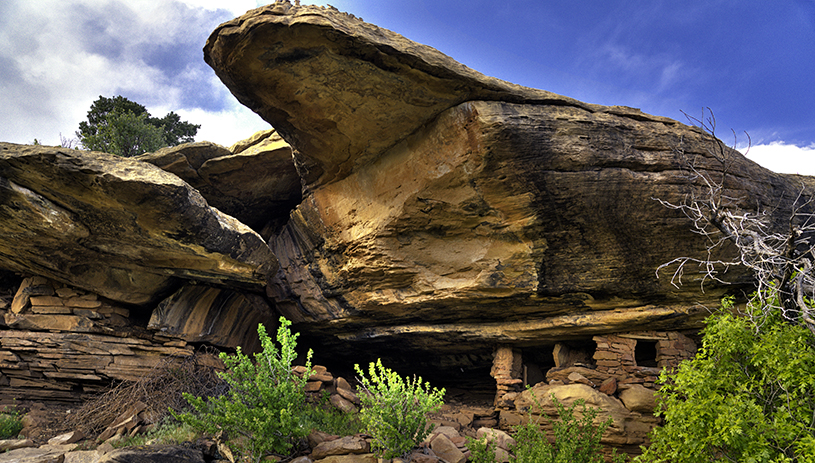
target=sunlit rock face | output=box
[0,143,277,307]
[136,130,302,237]
[202,3,813,374]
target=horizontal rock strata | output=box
[0,330,193,403]
[0,276,269,404]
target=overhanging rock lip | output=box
[330,305,708,345]
[0,143,277,306]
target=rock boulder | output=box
[0,143,276,306]
[204,4,814,379]
[136,131,301,235]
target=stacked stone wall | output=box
[0,277,195,405]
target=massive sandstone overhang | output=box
[202,2,815,374]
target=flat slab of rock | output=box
[311,436,370,460]
[0,438,35,452]
[204,3,594,189]
[136,134,301,233]
[0,143,277,306]
[313,454,377,463]
[95,445,205,463]
[0,443,77,463]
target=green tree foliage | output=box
[81,109,166,157]
[354,359,445,459]
[76,95,199,156]
[638,296,815,462]
[469,392,625,463]
[172,317,313,462]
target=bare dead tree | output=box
[655,108,815,335]
[59,132,80,150]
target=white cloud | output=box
[178,0,262,17]
[0,0,238,146]
[171,103,272,148]
[740,142,815,176]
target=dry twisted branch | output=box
[656,108,815,335]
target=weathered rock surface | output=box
[135,131,301,234]
[0,443,78,463]
[0,143,276,306]
[0,275,276,404]
[0,329,195,402]
[513,383,659,449]
[96,445,205,463]
[204,3,596,190]
[203,3,815,381]
[619,384,658,414]
[147,284,275,352]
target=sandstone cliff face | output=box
[204,4,811,373]
[135,130,301,236]
[0,143,276,306]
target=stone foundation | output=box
[0,276,271,405]
[490,330,698,453]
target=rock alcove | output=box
[3,1,815,453]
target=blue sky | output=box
[1,0,813,173]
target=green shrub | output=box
[354,359,445,459]
[637,296,815,462]
[172,317,313,462]
[304,391,364,436]
[111,416,198,448]
[515,392,625,463]
[467,434,500,463]
[0,407,23,439]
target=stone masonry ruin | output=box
[3,2,815,456]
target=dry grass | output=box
[65,348,227,437]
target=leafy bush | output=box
[468,391,625,463]
[354,359,445,459]
[172,317,313,462]
[513,393,625,463]
[304,391,364,436]
[637,296,815,462]
[0,407,23,439]
[111,416,198,448]
[467,434,500,463]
